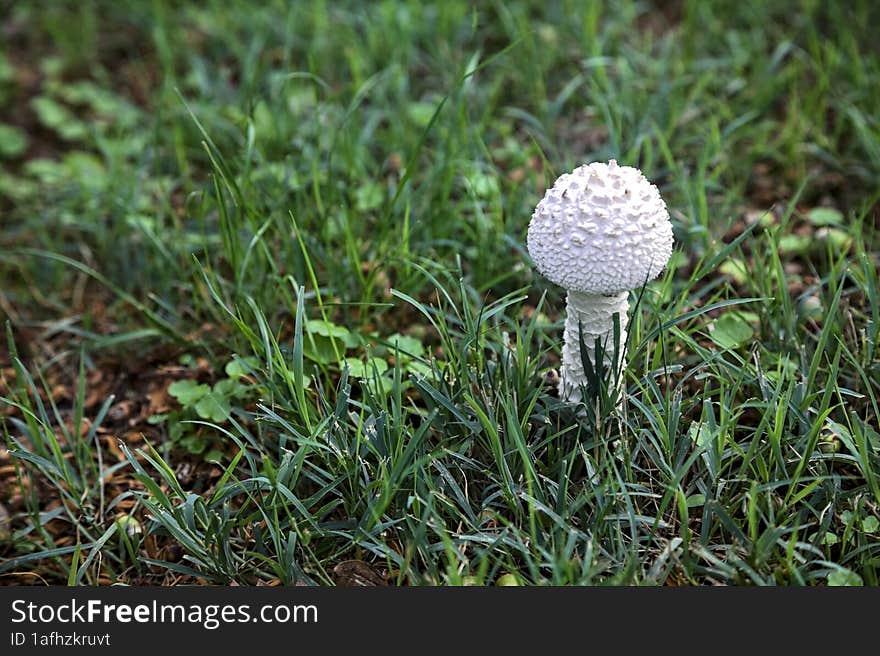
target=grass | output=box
[1,0,878,586]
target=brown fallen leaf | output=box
[333,560,388,587]
[0,500,10,538]
[147,383,172,415]
[107,399,136,424]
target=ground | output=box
[1,1,879,586]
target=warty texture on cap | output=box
[527,160,674,295]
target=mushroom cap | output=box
[527,160,674,295]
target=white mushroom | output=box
[527,160,673,403]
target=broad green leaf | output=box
[406,360,433,377]
[344,357,388,378]
[0,123,27,158]
[387,334,424,359]
[355,182,384,212]
[865,425,880,452]
[303,334,340,364]
[31,96,88,141]
[0,52,13,84]
[283,369,313,388]
[251,99,274,137]
[806,207,843,226]
[224,356,260,379]
[827,569,863,586]
[819,227,852,251]
[180,434,207,455]
[212,378,243,397]
[168,380,210,406]
[63,152,106,189]
[194,393,231,423]
[24,158,66,185]
[686,494,706,508]
[0,173,37,200]
[719,259,748,285]
[688,423,714,448]
[306,319,349,339]
[710,313,755,349]
[304,320,354,363]
[204,449,225,464]
[468,171,499,198]
[778,234,811,255]
[406,101,438,127]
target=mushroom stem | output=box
[560,290,629,402]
